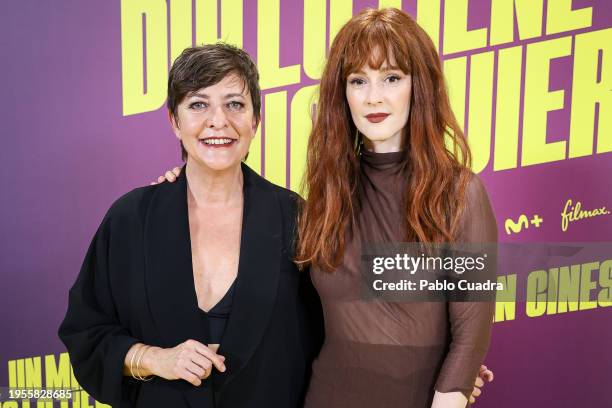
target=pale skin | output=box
[154,63,495,404]
[125,74,257,386]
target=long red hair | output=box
[296,8,473,272]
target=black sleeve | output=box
[58,211,140,406]
[279,189,325,362]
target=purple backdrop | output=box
[1,0,610,407]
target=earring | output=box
[354,129,363,153]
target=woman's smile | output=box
[199,137,238,147]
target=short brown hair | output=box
[167,43,261,160]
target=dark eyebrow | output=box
[186,92,246,99]
[187,92,209,99]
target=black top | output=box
[200,280,237,344]
[58,163,324,408]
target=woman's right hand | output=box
[143,340,226,386]
[151,166,182,185]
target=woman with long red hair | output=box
[297,8,497,408]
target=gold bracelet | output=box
[129,344,141,379]
[136,346,153,381]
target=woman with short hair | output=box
[59,43,323,408]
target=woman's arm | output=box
[432,175,498,407]
[58,214,142,405]
[433,302,495,407]
[59,205,227,405]
[432,364,494,407]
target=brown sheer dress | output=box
[304,149,497,408]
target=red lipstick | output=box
[365,113,389,123]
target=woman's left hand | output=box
[470,364,494,404]
[150,166,182,185]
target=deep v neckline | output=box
[186,166,245,315]
[144,161,283,396]
[198,278,237,314]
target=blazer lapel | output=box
[144,163,281,406]
[144,168,210,348]
[213,163,281,393]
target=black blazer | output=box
[58,163,323,408]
